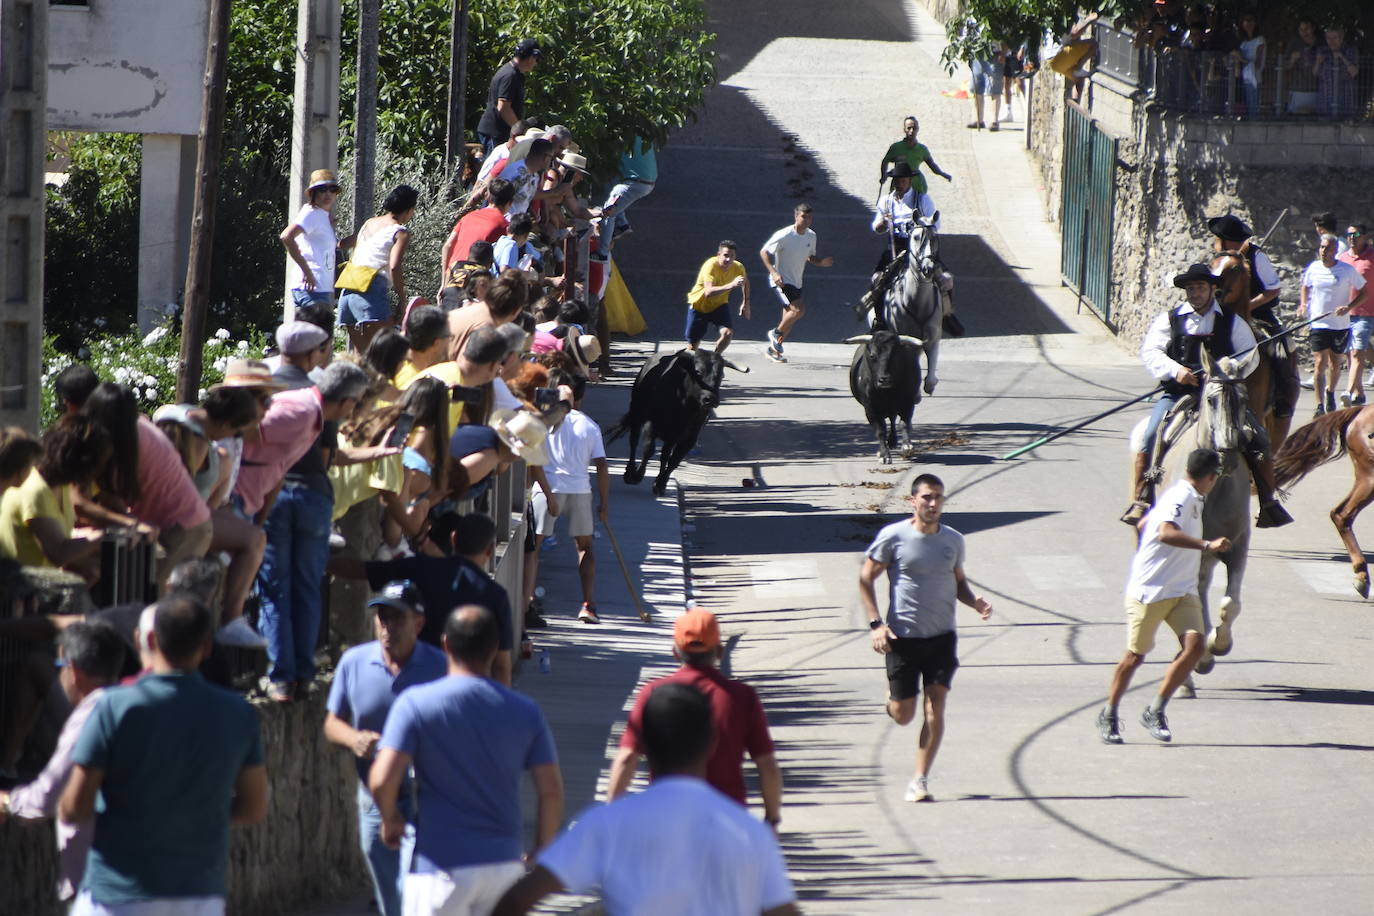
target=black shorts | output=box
[885,631,959,701]
[773,283,804,305]
[1310,328,1350,353]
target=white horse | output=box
[870,215,945,395]
[1131,355,1253,684]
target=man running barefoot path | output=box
[858,474,993,803]
[760,203,833,362]
[1098,447,1231,746]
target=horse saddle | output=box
[1146,395,1199,482]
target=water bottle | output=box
[538,649,552,674]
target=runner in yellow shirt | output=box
[685,240,750,355]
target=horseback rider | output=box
[860,162,962,336]
[1123,263,1294,529]
[1208,213,1299,424]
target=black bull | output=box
[847,329,924,464]
[608,349,748,495]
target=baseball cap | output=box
[515,38,543,59]
[368,580,425,617]
[674,608,720,653]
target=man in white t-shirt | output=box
[524,372,610,623]
[758,203,833,363]
[1099,448,1231,746]
[491,683,800,916]
[1304,233,1369,415]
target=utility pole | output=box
[444,0,470,189]
[176,0,232,404]
[353,0,379,231]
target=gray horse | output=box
[869,215,945,395]
[1152,355,1254,682]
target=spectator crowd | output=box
[0,35,802,916]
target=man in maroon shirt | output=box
[607,608,782,830]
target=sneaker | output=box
[578,603,600,624]
[1097,709,1124,745]
[1315,403,1327,418]
[217,617,268,649]
[1326,391,1338,413]
[1140,706,1172,742]
[1340,391,1354,407]
[266,681,293,704]
[1300,375,1315,390]
[765,346,787,363]
[1354,393,1368,406]
[767,328,784,355]
[903,776,933,802]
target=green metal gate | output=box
[1060,105,1117,323]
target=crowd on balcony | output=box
[1125,2,1368,119]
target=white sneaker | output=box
[903,776,933,802]
[217,617,268,649]
[1300,375,1315,390]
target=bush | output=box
[40,322,273,430]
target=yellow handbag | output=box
[336,261,379,292]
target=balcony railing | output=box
[1092,24,1373,121]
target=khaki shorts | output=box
[1125,593,1204,655]
[531,489,594,538]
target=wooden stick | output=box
[603,521,650,622]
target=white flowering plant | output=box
[41,320,272,429]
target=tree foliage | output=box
[43,0,716,353]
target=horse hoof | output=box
[1177,681,1197,700]
[1208,627,1233,657]
[1194,654,1215,675]
[1355,573,1370,599]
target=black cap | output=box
[515,38,543,59]
[368,580,425,617]
[1207,214,1252,242]
[886,161,915,179]
[1173,263,1220,288]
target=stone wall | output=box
[1,689,369,916]
[1026,71,1067,226]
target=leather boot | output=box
[1120,452,1152,526]
[1246,452,1293,527]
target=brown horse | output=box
[1212,250,1296,451]
[1273,405,1374,597]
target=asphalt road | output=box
[611,1,1374,914]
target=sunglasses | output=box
[1347,231,1363,238]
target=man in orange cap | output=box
[606,608,782,829]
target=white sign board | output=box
[48,0,210,136]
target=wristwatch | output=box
[868,618,883,630]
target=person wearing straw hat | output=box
[523,371,609,624]
[1124,263,1291,529]
[281,169,355,311]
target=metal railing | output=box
[1095,24,1374,120]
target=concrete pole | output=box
[136,134,197,333]
[352,0,378,232]
[0,0,48,432]
[285,0,340,320]
[175,0,232,405]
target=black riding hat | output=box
[1173,263,1221,288]
[1207,214,1252,242]
[886,161,916,179]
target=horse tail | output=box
[606,415,631,442]
[1273,407,1362,488]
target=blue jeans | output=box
[292,288,334,311]
[600,179,655,236]
[970,59,998,95]
[1138,392,1181,455]
[357,781,415,916]
[257,484,333,683]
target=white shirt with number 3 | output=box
[1126,479,1205,603]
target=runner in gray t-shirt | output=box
[858,474,992,804]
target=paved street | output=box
[317,2,1373,913]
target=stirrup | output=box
[1120,500,1150,526]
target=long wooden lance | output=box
[1002,309,1333,460]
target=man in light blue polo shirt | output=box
[325,580,447,916]
[370,605,564,916]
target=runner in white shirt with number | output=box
[1097,448,1232,746]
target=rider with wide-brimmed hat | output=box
[1122,262,1293,529]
